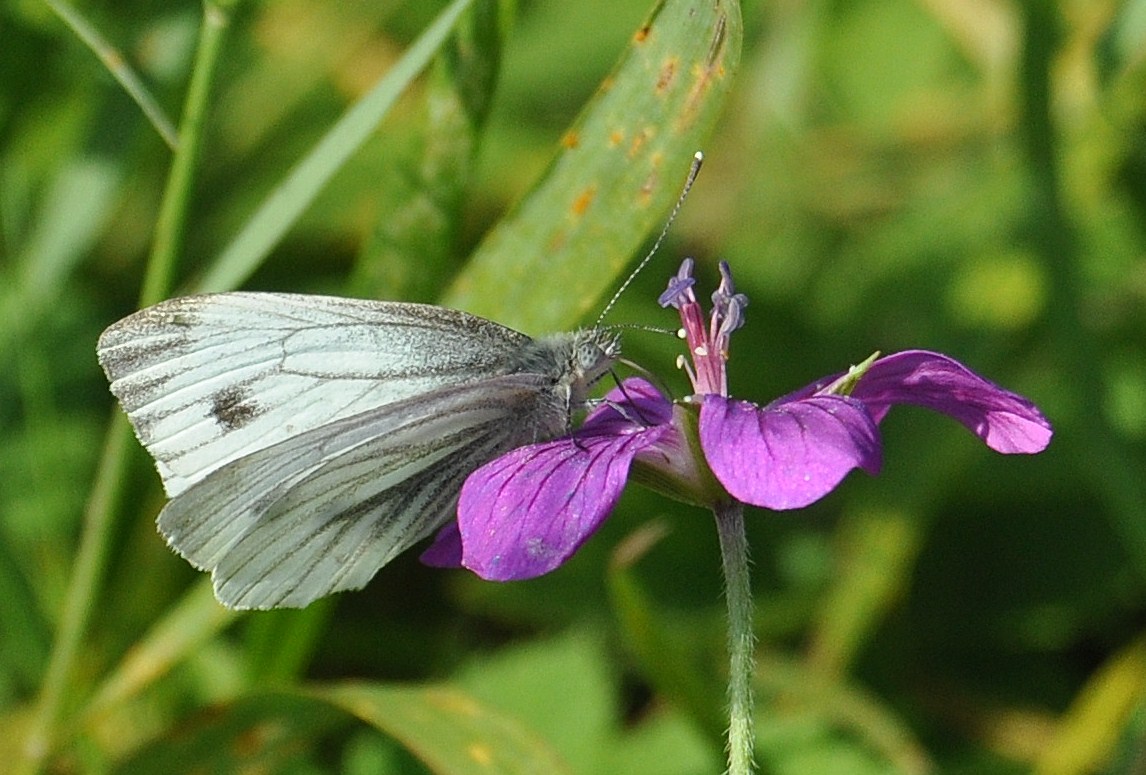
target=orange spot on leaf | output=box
[571,186,596,216]
[675,12,731,131]
[656,58,678,94]
[628,127,654,158]
[547,229,569,256]
[638,156,664,207]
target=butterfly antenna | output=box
[596,151,705,327]
[609,321,678,336]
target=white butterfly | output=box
[98,292,619,609]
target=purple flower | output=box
[422,259,1053,581]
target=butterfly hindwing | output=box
[156,375,560,609]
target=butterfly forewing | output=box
[97,293,531,497]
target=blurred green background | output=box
[2,0,1145,772]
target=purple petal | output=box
[850,350,1053,454]
[458,428,667,581]
[586,377,675,430]
[700,394,881,510]
[457,382,671,581]
[420,521,463,568]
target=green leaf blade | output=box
[443,0,742,333]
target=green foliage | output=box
[2,0,1145,772]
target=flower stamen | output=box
[660,258,748,396]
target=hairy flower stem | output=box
[715,500,756,775]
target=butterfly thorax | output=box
[508,329,620,416]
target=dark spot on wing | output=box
[210,384,261,430]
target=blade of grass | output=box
[1033,634,1146,775]
[18,5,236,773]
[349,0,504,302]
[82,581,238,724]
[16,416,133,775]
[195,0,478,294]
[0,156,123,359]
[141,0,234,306]
[43,0,179,150]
